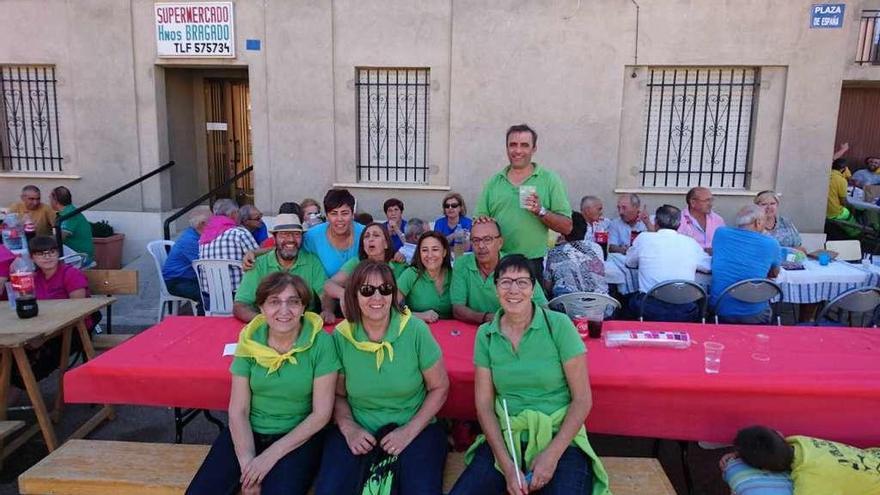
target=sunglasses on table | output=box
[358,283,395,297]
[443,202,460,209]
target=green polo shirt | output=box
[230,319,340,434]
[396,267,452,318]
[58,205,95,263]
[340,258,408,279]
[235,250,327,311]
[475,306,585,416]
[474,163,571,259]
[333,310,442,434]
[449,253,547,314]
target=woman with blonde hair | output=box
[754,190,804,250]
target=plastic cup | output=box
[519,185,536,208]
[703,341,724,374]
[818,252,831,266]
[752,333,770,362]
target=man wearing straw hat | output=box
[233,213,331,322]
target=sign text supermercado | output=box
[155,2,235,57]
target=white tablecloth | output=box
[604,254,880,304]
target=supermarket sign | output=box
[155,2,235,57]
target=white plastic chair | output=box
[825,239,862,261]
[60,252,87,269]
[192,259,241,317]
[147,240,200,322]
[799,233,826,253]
[547,292,621,317]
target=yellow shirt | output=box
[826,169,847,218]
[789,436,880,495]
[7,202,56,237]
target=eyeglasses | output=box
[497,277,533,291]
[358,283,395,297]
[32,249,58,258]
[443,202,460,209]
[471,235,500,246]
[264,297,303,310]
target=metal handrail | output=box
[54,161,176,249]
[163,165,254,241]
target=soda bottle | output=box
[10,254,38,319]
[594,227,609,260]
[1,213,24,253]
[22,213,36,244]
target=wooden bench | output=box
[20,439,676,494]
[92,334,134,351]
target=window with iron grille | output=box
[640,67,758,189]
[0,65,63,172]
[356,68,429,183]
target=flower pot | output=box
[92,233,125,269]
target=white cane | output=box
[501,398,523,490]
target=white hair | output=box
[735,204,765,227]
[212,198,239,218]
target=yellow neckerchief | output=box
[234,312,324,375]
[335,308,412,370]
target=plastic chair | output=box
[548,292,621,317]
[60,253,87,269]
[147,240,200,322]
[825,239,862,261]
[192,259,241,317]
[799,232,826,253]
[641,280,707,323]
[815,287,880,327]
[712,278,782,325]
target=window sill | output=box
[614,187,758,197]
[0,173,81,180]
[332,182,450,191]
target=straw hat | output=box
[269,214,303,233]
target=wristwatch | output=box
[537,206,548,218]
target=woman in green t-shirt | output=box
[314,260,450,495]
[324,223,407,311]
[450,254,610,495]
[187,273,340,495]
[396,231,453,323]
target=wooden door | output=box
[204,79,253,204]
[835,86,880,170]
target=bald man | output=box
[678,187,725,252]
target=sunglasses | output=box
[443,202,460,209]
[358,283,395,297]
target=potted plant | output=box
[91,220,125,269]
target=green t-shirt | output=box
[235,250,327,311]
[449,253,547,314]
[340,258,408,279]
[474,163,571,259]
[474,306,585,416]
[789,435,880,495]
[58,205,95,263]
[396,267,452,319]
[230,319,340,434]
[333,310,442,434]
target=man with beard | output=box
[233,214,330,322]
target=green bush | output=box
[90,220,115,238]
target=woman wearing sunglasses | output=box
[396,231,453,323]
[188,273,339,495]
[315,260,450,495]
[450,254,611,495]
[434,192,472,254]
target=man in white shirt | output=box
[625,204,710,321]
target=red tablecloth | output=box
[65,317,880,446]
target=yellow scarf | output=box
[335,309,412,370]
[234,312,324,375]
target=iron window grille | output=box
[356,68,429,183]
[0,65,63,172]
[639,67,759,189]
[856,10,880,64]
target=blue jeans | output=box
[186,427,323,495]
[449,442,594,495]
[313,422,447,495]
[629,292,700,322]
[165,277,206,316]
[717,306,772,324]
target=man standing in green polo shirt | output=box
[233,214,330,322]
[474,124,572,282]
[451,219,546,324]
[49,186,94,265]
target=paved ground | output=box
[0,253,734,494]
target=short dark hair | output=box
[358,223,395,262]
[255,272,312,310]
[342,260,404,323]
[655,204,681,230]
[733,426,794,472]
[832,158,848,171]
[28,235,58,253]
[685,187,700,204]
[505,124,538,147]
[278,202,302,216]
[21,185,40,195]
[355,212,374,225]
[51,186,72,206]
[567,211,587,242]
[866,156,880,166]
[493,254,536,286]
[412,231,452,274]
[383,198,404,214]
[323,188,355,213]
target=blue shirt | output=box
[382,219,407,252]
[433,216,473,250]
[710,227,780,316]
[303,222,365,277]
[608,218,648,248]
[250,221,269,244]
[162,227,200,281]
